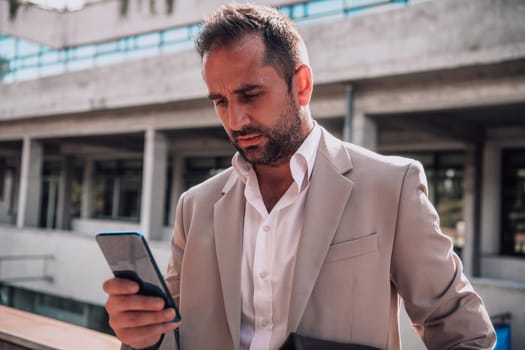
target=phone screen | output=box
[96,232,180,322]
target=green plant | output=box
[149,0,156,14]
[120,0,128,16]
[8,0,23,20]
[166,0,173,14]
[119,0,174,16]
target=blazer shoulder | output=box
[318,127,416,176]
[344,141,416,173]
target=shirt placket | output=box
[250,213,275,350]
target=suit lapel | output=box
[288,129,354,332]
[214,172,245,350]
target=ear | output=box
[293,64,313,107]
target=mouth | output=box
[235,134,263,148]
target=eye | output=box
[213,99,227,107]
[243,92,261,101]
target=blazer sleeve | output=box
[390,161,496,349]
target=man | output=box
[103,3,496,350]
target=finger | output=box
[111,308,177,329]
[103,277,139,295]
[106,294,166,314]
[118,321,181,349]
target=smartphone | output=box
[96,231,181,322]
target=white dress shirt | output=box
[232,123,321,350]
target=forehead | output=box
[202,35,279,88]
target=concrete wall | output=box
[2,0,525,121]
[305,0,525,84]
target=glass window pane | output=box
[291,4,306,19]
[127,47,159,60]
[17,39,41,57]
[96,41,119,55]
[118,38,132,51]
[0,36,17,58]
[164,28,191,43]
[74,45,97,59]
[21,55,39,67]
[67,58,93,72]
[94,52,126,66]
[307,0,342,16]
[184,156,231,190]
[347,0,386,9]
[501,149,525,256]
[41,50,61,64]
[136,32,160,48]
[92,159,142,221]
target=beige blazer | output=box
[150,128,495,350]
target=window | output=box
[427,153,465,255]
[184,156,231,190]
[71,165,83,218]
[501,149,525,257]
[0,158,5,201]
[0,285,112,335]
[39,161,61,229]
[92,159,142,221]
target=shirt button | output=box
[259,272,268,279]
[263,225,271,232]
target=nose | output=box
[228,103,250,131]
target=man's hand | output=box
[103,277,180,349]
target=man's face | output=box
[203,35,307,167]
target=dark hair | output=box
[195,3,305,90]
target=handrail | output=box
[0,305,120,350]
[0,0,408,83]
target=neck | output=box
[254,162,294,212]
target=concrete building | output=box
[0,0,524,348]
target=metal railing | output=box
[0,0,408,83]
[0,255,54,283]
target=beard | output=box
[230,98,304,167]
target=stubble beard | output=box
[231,99,304,167]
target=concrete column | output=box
[351,111,378,151]
[17,137,43,228]
[5,169,13,215]
[462,144,483,277]
[343,85,353,142]
[56,156,74,230]
[111,178,121,218]
[168,154,184,227]
[140,129,168,240]
[81,158,94,219]
[462,148,475,277]
[481,144,501,255]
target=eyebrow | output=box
[207,84,262,101]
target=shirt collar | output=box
[232,122,321,191]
